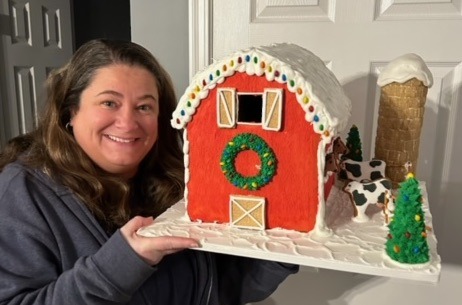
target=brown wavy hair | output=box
[0,39,184,233]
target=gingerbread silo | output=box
[374,54,433,187]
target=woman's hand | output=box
[120,216,200,266]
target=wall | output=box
[130,0,188,98]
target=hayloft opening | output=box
[237,94,263,124]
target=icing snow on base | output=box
[138,183,441,283]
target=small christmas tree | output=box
[344,125,363,161]
[386,173,429,264]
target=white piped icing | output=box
[182,129,190,210]
[313,143,332,237]
[172,43,352,143]
[377,53,433,87]
[138,182,441,283]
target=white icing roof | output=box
[377,53,433,87]
[172,43,352,141]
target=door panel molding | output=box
[188,0,212,80]
[0,0,73,147]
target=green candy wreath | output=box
[220,133,277,190]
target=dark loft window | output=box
[237,94,263,123]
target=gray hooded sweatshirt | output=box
[0,162,298,305]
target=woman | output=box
[0,39,297,305]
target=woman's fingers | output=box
[145,236,200,251]
[121,215,154,235]
[121,216,199,266]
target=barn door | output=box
[0,0,73,149]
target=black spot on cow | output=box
[363,183,377,193]
[380,179,392,189]
[352,190,367,206]
[370,160,382,167]
[345,163,361,178]
[370,171,384,180]
[378,192,385,204]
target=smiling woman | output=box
[71,64,159,178]
[0,39,298,305]
[0,39,181,230]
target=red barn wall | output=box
[187,73,321,232]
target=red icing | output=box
[187,72,322,232]
[234,149,261,177]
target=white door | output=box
[190,0,462,303]
[0,0,73,149]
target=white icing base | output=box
[138,182,441,283]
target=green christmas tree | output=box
[344,125,363,161]
[386,173,430,264]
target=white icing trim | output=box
[172,43,352,142]
[183,129,190,215]
[312,141,332,238]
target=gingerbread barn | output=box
[172,43,351,232]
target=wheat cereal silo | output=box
[374,54,433,187]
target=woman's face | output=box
[71,64,159,178]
